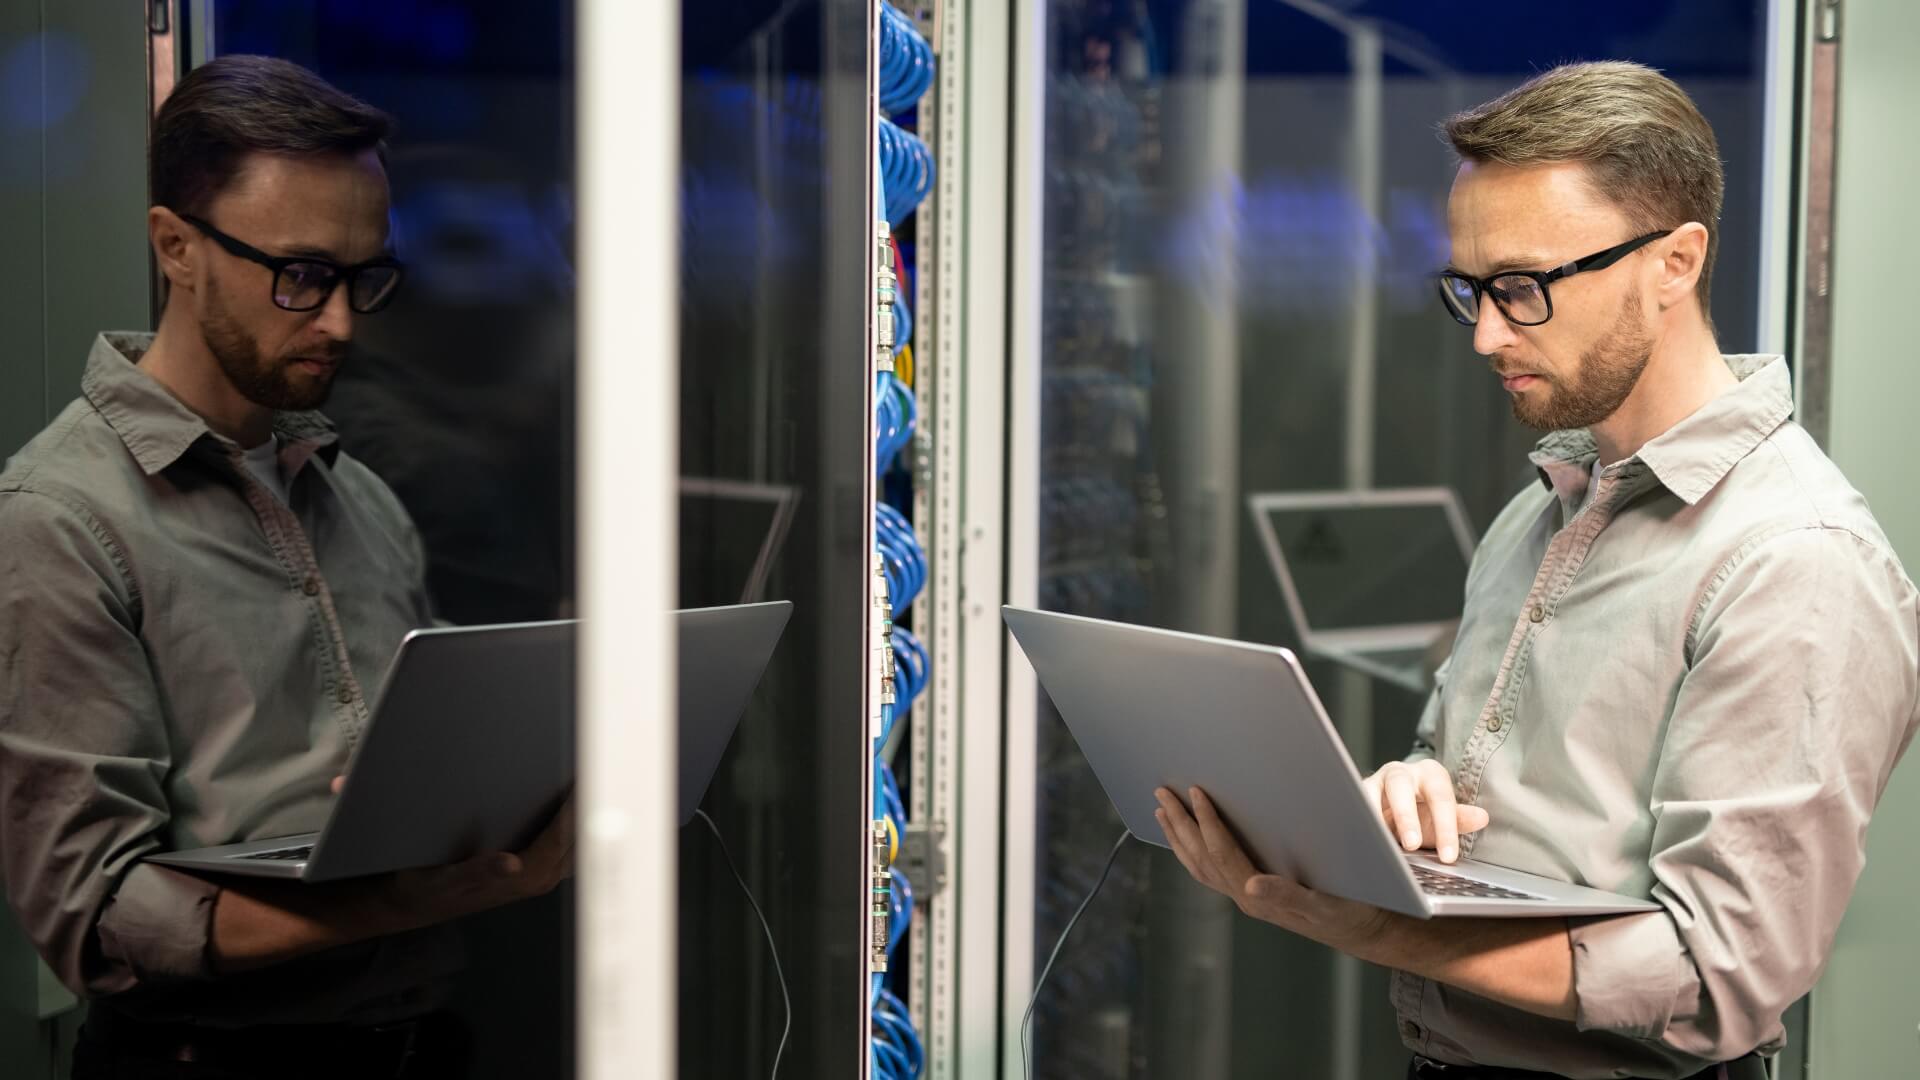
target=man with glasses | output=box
[0,56,569,1078]
[1158,62,1918,1079]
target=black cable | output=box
[1021,829,1134,1080]
[693,809,792,1080]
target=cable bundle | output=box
[875,500,926,614]
[890,624,929,716]
[878,117,935,228]
[893,289,912,354]
[878,2,934,115]
[873,6,933,1075]
[870,764,923,1080]
[874,370,918,469]
[887,236,914,356]
[872,984,923,1079]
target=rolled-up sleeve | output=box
[0,491,219,994]
[1569,526,1920,1060]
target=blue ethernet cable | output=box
[878,2,934,114]
[893,289,912,352]
[877,118,935,227]
[873,7,932,1073]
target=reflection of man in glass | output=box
[0,56,569,1079]
[1159,62,1917,1080]
[327,145,578,625]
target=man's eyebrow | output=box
[280,243,344,261]
[280,242,396,264]
[1444,252,1553,278]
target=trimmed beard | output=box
[201,274,341,413]
[1511,289,1653,432]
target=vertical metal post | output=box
[1342,26,1382,497]
[575,2,679,1079]
[1331,25,1384,1080]
[1755,0,1800,357]
[950,1,1016,1075]
[998,0,1048,1075]
[183,0,214,68]
[909,3,975,1078]
[1794,0,1841,447]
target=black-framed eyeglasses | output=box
[1436,230,1671,328]
[181,214,404,314]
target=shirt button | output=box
[1487,715,1504,732]
[1401,1019,1424,1040]
[1528,604,1546,623]
[336,686,354,705]
[302,577,321,597]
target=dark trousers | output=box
[72,1008,472,1080]
[1408,1054,1769,1080]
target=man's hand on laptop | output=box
[1361,760,1488,864]
[207,793,576,973]
[1156,784,1579,1021]
[1156,785,1392,954]
[369,791,577,933]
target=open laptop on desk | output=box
[1247,488,1476,693]
[1003,606,1658,919]
[147,601,792,882]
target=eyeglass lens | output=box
[1438,272,1551,327]
[273,263,402,313]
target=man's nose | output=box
[310,280,355,342]
[1471,293,1518,357]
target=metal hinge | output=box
[901,820,949,899]
[1818,0,1841,42]
[149,0,170,34]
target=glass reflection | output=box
[205,5,578,1076]
[679,2,873,1078]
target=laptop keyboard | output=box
[1412,863,1544,901]
[234,845,314,862]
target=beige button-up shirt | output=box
[0,333,460,1025]
[1393,354,1920,1078]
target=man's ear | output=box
[150,207,198,296]
[1653,221,1710,312]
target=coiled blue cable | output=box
[875,501,925,611]
[874,11,932,1070]
[879,763,909,827]
[890,626,927,711]
[873,989,925,1078]
[875,371,916,469]
[878,2,934,115]
[878,118,935,228]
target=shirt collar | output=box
[1528,354,1793,506]
[82,332,340,476]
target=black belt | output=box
[81,1005,454,1079]
[1410,1053,1769,1080]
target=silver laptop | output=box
[1003,606,1658,918]
[1247,488,1476,693]
[147,601,792,882]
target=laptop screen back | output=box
[679,480,796,607]
[1263,502,1469,632]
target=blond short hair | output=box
[1444,61,1724,316]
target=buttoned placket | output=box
[219,442,372,746]
[1391,462,1650,1048]
[1452,461,1654,861]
